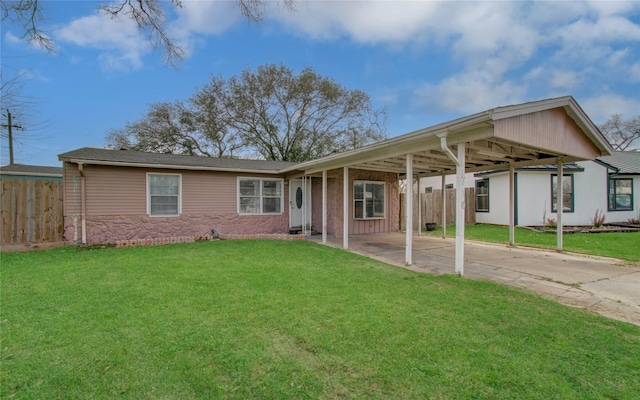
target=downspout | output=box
[77,163,87,245]
[441,173,446,238]
[437,132,461,172]
[437,132,465,275]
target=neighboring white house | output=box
[420,151,639,226]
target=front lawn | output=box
[424,224,640,261]
[2,241,639,398]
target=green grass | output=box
[2,241,639,399]
[424,224,640,261]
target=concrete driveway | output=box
[312,232,640,326]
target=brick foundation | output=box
[114,232,305,248]
[65,213,290,245]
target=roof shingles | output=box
[597,151,640,175]
[0,163,63,176]
[58,147,299,173]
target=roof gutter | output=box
[437,131,461,168]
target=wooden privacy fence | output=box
[400,187,476,230]
[1,178,64,245]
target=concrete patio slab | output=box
[310,232,640,326]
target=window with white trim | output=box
[148,173,181,216]
[238,178,283,214]
[354,181,385,219]
[608,177,633,211]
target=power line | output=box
[1,110,24,165]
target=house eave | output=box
[0,171,63,178]
[62,158,289,175]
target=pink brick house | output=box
[58,147,400,245]
[59,96,613,274]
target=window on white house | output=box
[608,178,633,211]
[551,174,574,213]
[354,181,385,219]
[148,173,181,216]
[475,179,489,212]
[238,178,283,214]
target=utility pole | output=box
[2,110,22,165]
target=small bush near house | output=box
[544,218,557,229]
[591,209,606,228]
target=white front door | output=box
[290,179,312,229]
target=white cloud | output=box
[585,0,639,16]
[581,94,640,124]
[375,88,398,106]
[549,70,580,89]
[411,71,527,114]
[556,15,640,45]
[605,49,630,67]
[4,31,23,45]
[4,30,52,52]
[270,1,442,43]
[173,1,241,35]
[55,13,150,71]
[169,0,242,54]
[630,62,640,82]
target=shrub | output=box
[590,209,606,228]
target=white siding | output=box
[420,173,476,191]
[476,174,510,225]
[474,161,639,226]
[517,172,557,226]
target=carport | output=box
[285,96,613,275]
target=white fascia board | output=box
[63,158,284,175]
[490,96,574,120]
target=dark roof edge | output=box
[474,164,585,177]
[593,158,619,173]
[58,147,301,175]
[62,158,290,175]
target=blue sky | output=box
[2,0,639,166]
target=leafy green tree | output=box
[107,64,387,162]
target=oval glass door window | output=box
[296,187,303,209]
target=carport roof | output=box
[284,96,612,176]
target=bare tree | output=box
[1,65,50,164]
[225,64,387,161]
[1,0,55,52]
[106,101,236,157]
[2,0,296,65]
[599,114,640,151]
[107,64,388,161]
